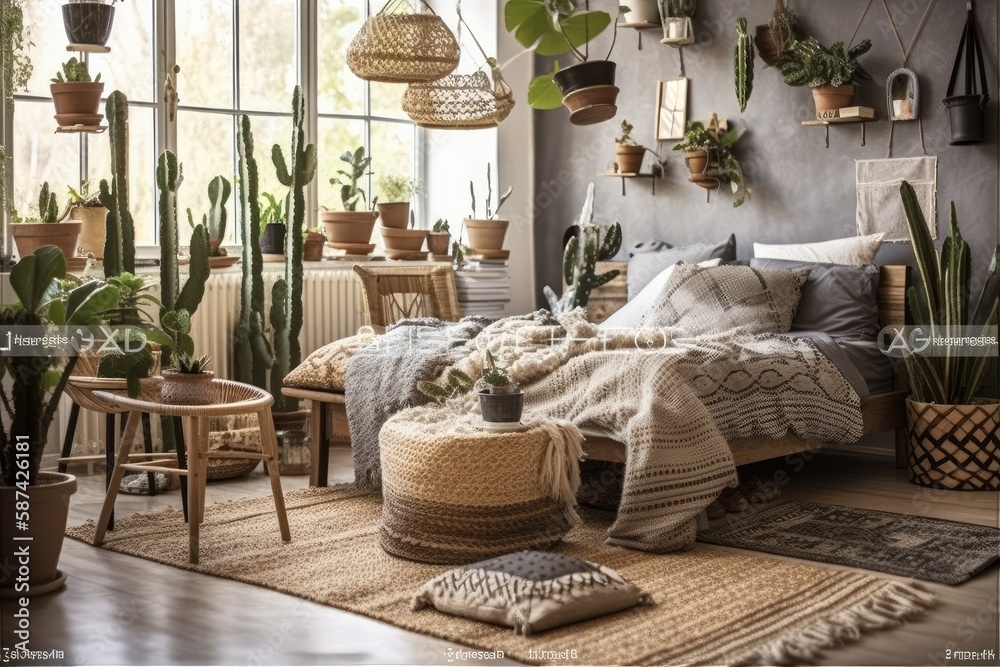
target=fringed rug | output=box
[698,501,1000,585]
[68,487,935,665]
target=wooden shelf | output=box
[67,43,111,54]
[600,171,662,195]
[660,36,695,47]
[55,125,107,134]
[618,21,661,30]
[801,117,875,126]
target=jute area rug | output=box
[699,500,1000,585]
[68,486,935,666]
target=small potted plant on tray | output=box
[51,57,104,128]
[11,182,82,259]
[672,114,751,207]
[477,351,523,424]
[160,309,215,405]
[322,147,378,254]
[614,119,646,174]
[427,218,451,257]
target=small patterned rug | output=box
[698,500,1000,585]
[68,487,935,665]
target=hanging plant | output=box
[1,0,33,222]
[734,17,753,113]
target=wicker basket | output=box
[347,11,459,84]
[906,398,1000,491]
[402,68,514,129]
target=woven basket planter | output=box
[347,12,459,84]
[906,398,1000,491]
[378,408,582,564]
[403,70,514,129]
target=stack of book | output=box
[455,259,510,319]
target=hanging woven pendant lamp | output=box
[347,0,460,84]
[403,62,515,129]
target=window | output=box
[7,0,419,250]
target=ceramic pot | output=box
[552,61,616,96]
[70,205,107,259]
[379,226,427,252]
[811,84,856,112]
[464,218,509,251]
[62,2,115,46]
[303,233,325,261]
[259,222,285,254]
[375,202,410,230]
[479,389,524,423]
[427,232,451,256]
[321,211,378,246]
[615,145,645,174]
[11,221,83,259]
[160,369,215,406]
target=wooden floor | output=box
[3,446,998,666]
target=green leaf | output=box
[504,0,546,34]
[528,72,564,109]
[547,11,611,54]
[10,246,67,313]
[66,283,120,326]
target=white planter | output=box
[623,0,661,24]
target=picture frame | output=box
[655,78,688,141]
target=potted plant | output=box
[1,246,121,596]
[780,36,872,113]
[381,210,427,259]
[505,0,625,125]
[10,182,82,258]
[375,174,420,230]
[657,0,697,42]
[160,309,215,405]
[672,115,751,207]
[303,226,325,261]
[614,119,646,174]
[464,164,513,252]
[477,351,523,424]
[66,180,107,259]
[622,0,661,25]
[258,191,285,255]
[187,175,235,267]
[321,147,379,253]
[428,218,451,256]
[91,272,167,393]
[898,181,999,491]
[62,0,123,47]
[51,57,104,127]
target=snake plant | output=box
[900,181,999,405]
[734,17,754,113]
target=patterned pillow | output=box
[282,329,377,391]
[412,550,652,635]
[642,264,810,336]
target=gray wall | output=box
[533,0,999,294]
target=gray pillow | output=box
[412,550,652,635]
[750,258,881,339]
[643,263,810,336]
[627,234,737,299]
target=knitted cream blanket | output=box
[437,309,864,553]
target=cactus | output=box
[234,115,274,389]
[99,91,134,277]
[269,85,317,411]
[188,175,231,256]
[735,17,754,113]
[543,184,622,315]
[37,182,58,222]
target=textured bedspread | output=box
[347,309,864,552]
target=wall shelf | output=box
[55,125,107,134]
[600,171,662,196]
[801,116,875,148]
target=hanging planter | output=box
[62,1,118,48]
[942,6,989,145]
[347,1,459,84]
[657,0,696,46]
[403,66,514,130]
[886,67,918,121]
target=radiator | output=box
[55,267,366,461]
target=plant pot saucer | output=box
[55,113,104,127]
[326,242,375,255]
[384,249,429,260]
[468,249,510,260]
[0,569,67,599]
[688,173,720,190]
[474,419,529,433]
[209,255,240,268]
[261,253,285,262]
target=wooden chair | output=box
[282,263,460,486]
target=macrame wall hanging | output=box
[347,0,460,84]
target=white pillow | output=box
[598,259,722,330]
[753,233,884,266]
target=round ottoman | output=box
[378,407,583,564]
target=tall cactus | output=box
[37,182,58,222]
[269,85,317,411]
[189,175,231,257]
[735,17,754,113]
[234,114,273,389]
[543,184,622,315]
[157,150,210,321]
[99,91,134,277]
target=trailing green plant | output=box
[781,37,871,88]
[2,0,32,225]
[35,182,59,222]
[543,183,622,314]
[0,246,120,485]
[234,115,274,390]
[734,17,754,114]
[469,164,512,220]
[270,85,317,412]
[331,146,371,212]
[616,119,638,146]
[187,175,231,257]
[898,181,999,405]
[99,91,135,277]
[51,56,99,83]
[673,115,751,207]
[417,368,474,405]
[432,218,450,234]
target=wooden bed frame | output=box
[284,265,911,487]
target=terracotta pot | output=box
[688,172,719,190]
[1,472,77,598]
[811,84,856,112]
[160,369,215,406]
[464,218,509,251]
[615,144,645,174]
[379,225,427,252]
[11,221,83,259]
[51,82,104,120]
[683,149,708,176]
[321,210,378,245]
[427,232,451,256]
[70,205,107,258]
[376,202,410,230]
[62,2,115,46]
[303,233,325,261]
[906,397,1000,491]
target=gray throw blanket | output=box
[344,316,492,490]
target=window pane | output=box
[176,112,236,245]
[11,101,81,221]
[317,0,365,115]
[91,2,156,103]
[176,0,234,109]
[370,82,407,120]
[370,120,415,216]
[88,107,157,246]
[316,118,365,213]
[244,115,294,236]
[20,2,69,97]
[238,0,296,112]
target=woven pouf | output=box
[378,407,583,564]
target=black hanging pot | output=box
[551,61,617,96]
[551,61,619,126]
[259,223,286,255]
[942,6,989,145]
[62,2,116,47]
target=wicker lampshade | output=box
[402,68,515,129]
[347,12,460,84]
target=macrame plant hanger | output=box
[879,0,936,156]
